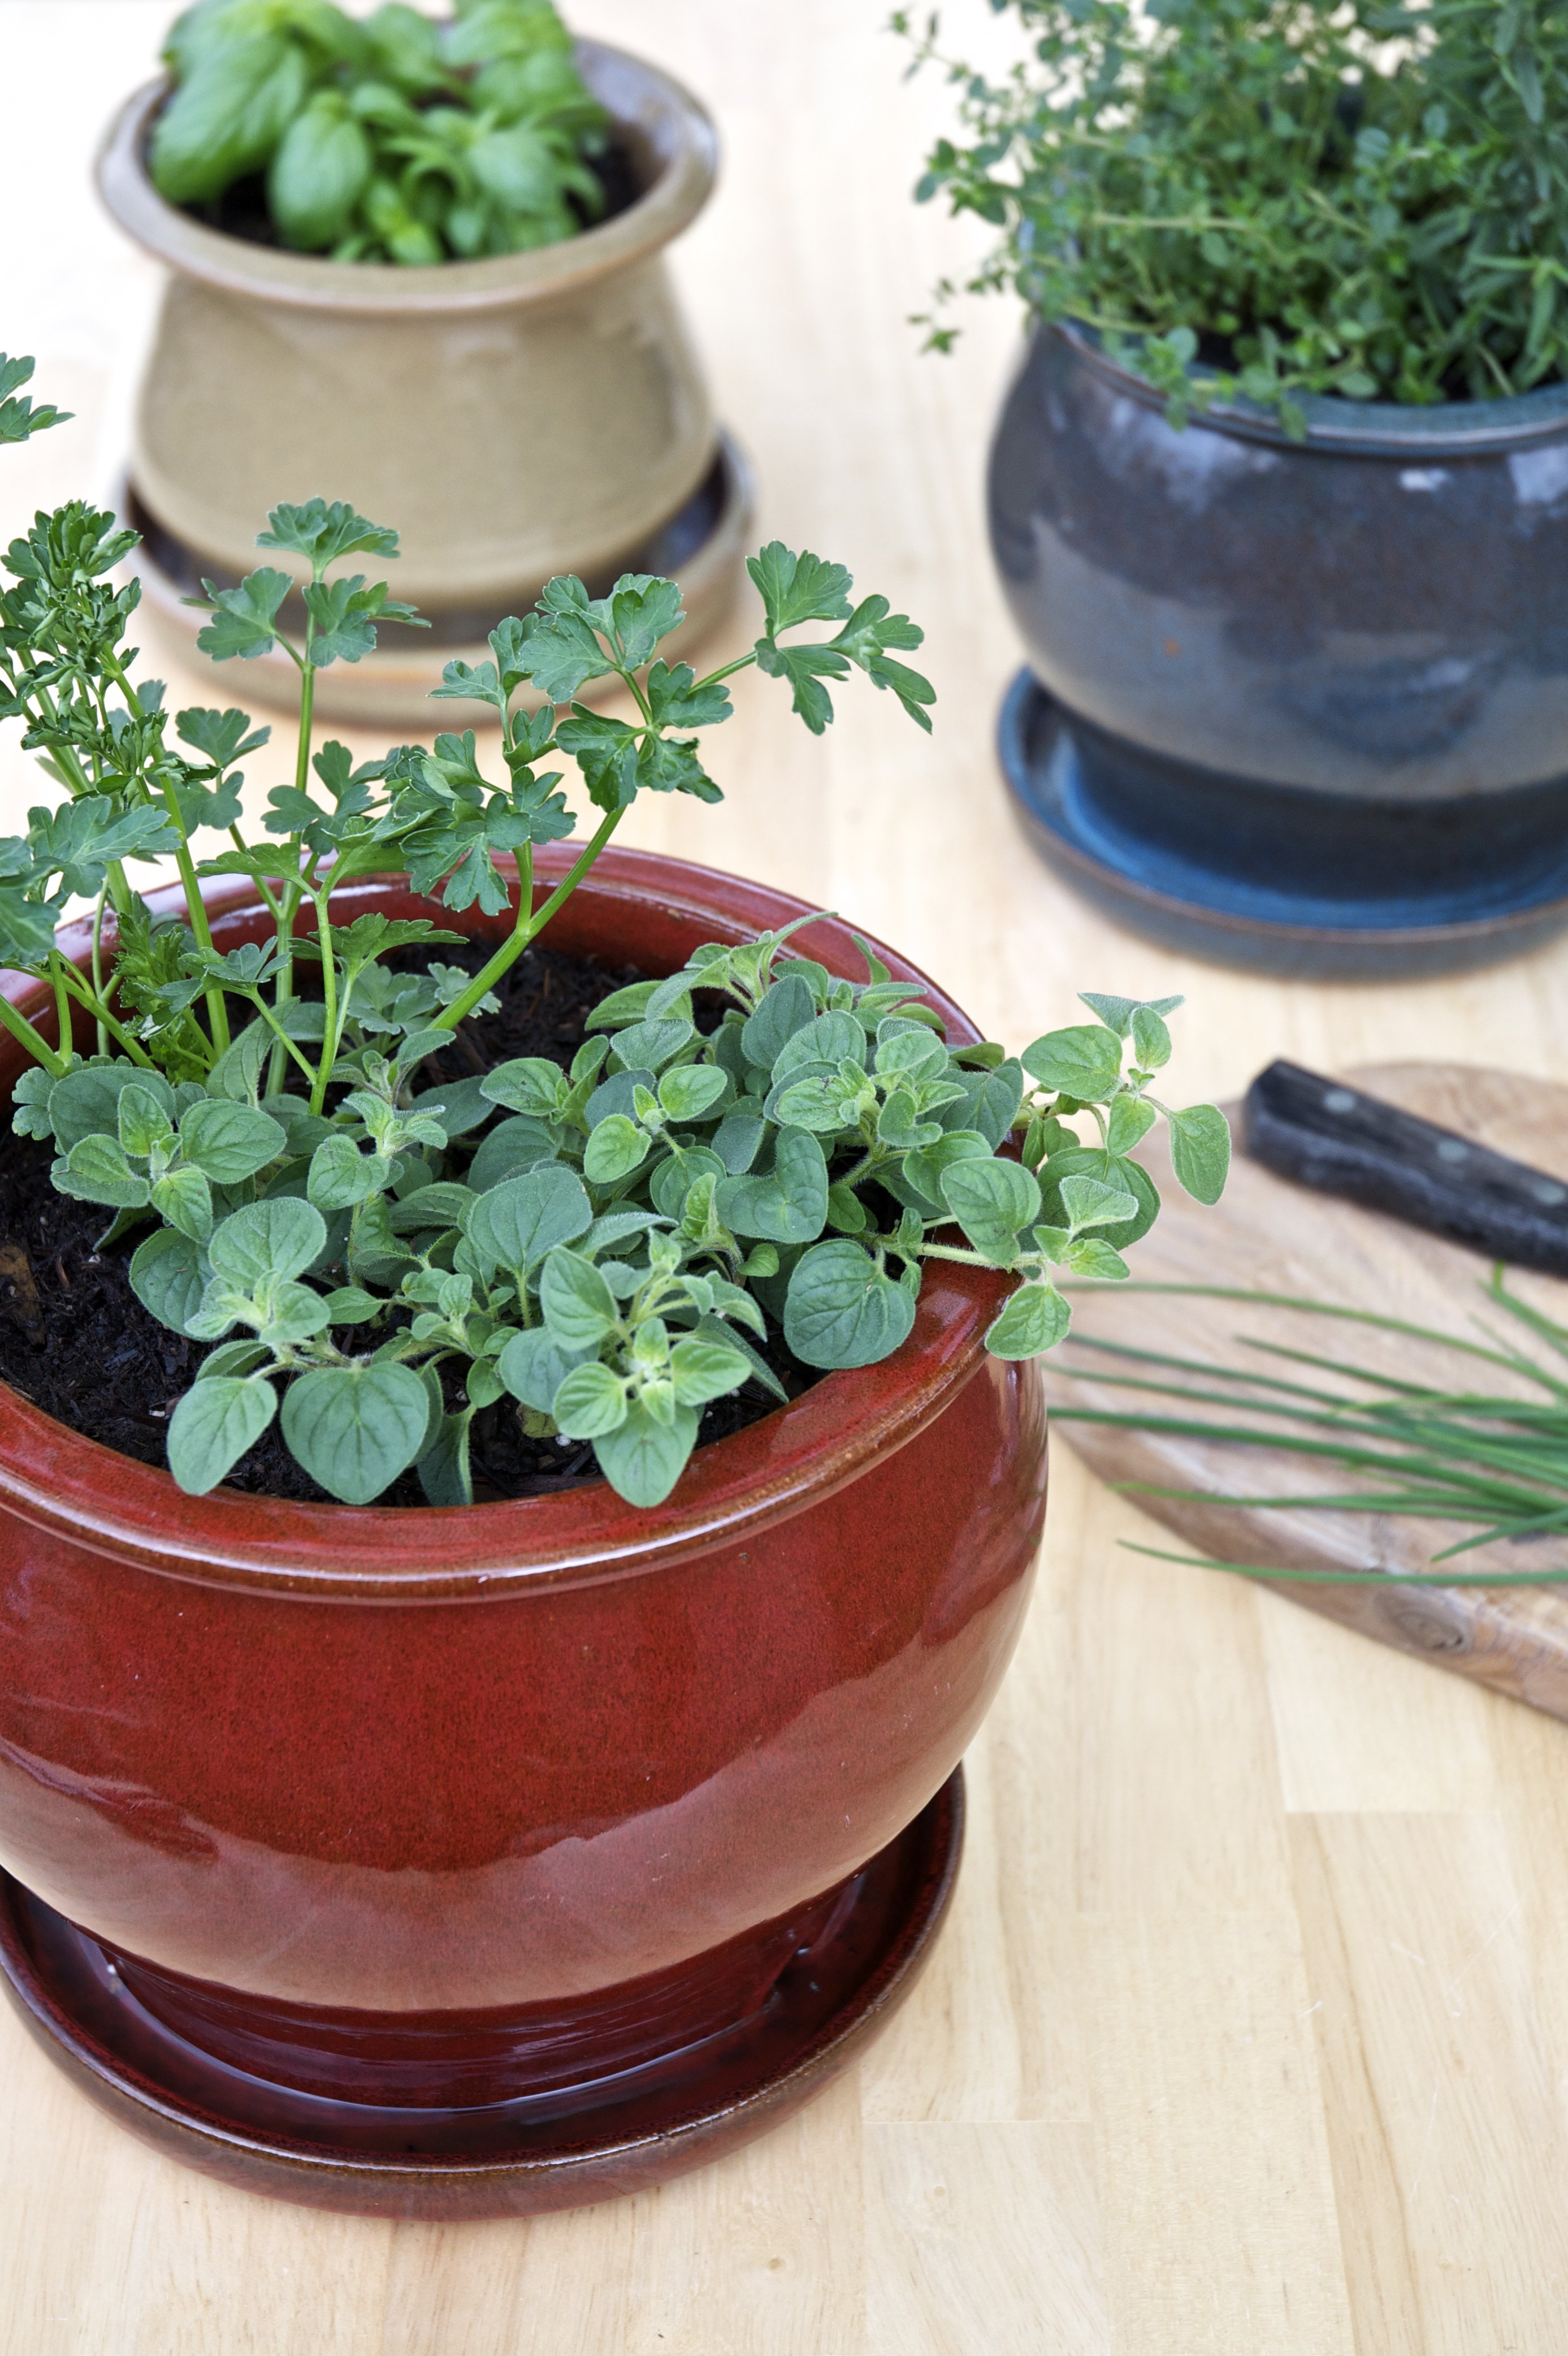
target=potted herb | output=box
[0,360,1225,2217]
[902,0,1568,976]
[96,0,746,725]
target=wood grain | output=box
[1041,1061,1568,1718]
[7,3,1568,2348]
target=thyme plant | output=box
[153,0,610,261]
[0,356,1227,1510]
[898,0,1568,430]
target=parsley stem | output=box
[294,654,316,800]
[90,883,109,1057]
[45,953,72,1064]
[0,990,67,1081]
[267,642,316,1097]
[693,652,759,689]
[229,828,283,925]
[433,807,625,1031]
[94,643,232,1054]
[54,959,154,1067]
[245,990,319,1086]
[97,643,233,1062]
[308,885,339,1116]
[172,833,231,1056]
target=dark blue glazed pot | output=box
[990,322,1568,974]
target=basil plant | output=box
[0,355,1227,1510]
[151,0,610,263]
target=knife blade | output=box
[1241,1058,1568,1276]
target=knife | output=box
[1241,1059,1568,1276]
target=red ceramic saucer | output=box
[0,1773,963,2221]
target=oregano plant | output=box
[0,355,1226,1510]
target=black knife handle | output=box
[1241,1060,1568,1276]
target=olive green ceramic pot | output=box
[96,41,751,724]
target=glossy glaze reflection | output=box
[990,323,1568,805]
[0,1778,963,2215]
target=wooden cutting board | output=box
[1037,1062,1568,1720]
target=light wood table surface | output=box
[3,5,1568,2349]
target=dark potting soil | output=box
[185,134,643,256]
[0,946,816,1508]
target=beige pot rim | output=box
[95,38,717,317]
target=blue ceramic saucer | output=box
[998,671,1568,980]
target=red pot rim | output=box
[0,848,1008,1601]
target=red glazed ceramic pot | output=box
[0,848,1047,2216]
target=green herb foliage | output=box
[0,358,1225,1508]
[152,0,610,261]
[896,0,1568,430]
[1052,1276,1568,1576]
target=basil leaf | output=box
[268,93,373,250]
[151,37,311,207]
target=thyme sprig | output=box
[896,0,1568,431]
